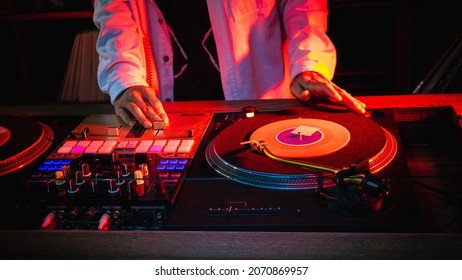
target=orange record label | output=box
[249,118,350,158]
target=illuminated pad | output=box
[56,139,195,155]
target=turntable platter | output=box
[0,116,54,176]
[205,109,397,190]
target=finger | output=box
[357,99,367,109]
[324,82,342,102]
[300,89,310,101]
[336,89,366,114]
[298,77,341,102]
[329,82,362,105]
[115,106,136,127]
[156,106,170,125]
[327,81,365,112]
[130,103,153,128]
[290,81,311,101]
[146,98,169,125]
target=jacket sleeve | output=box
[93,0,149,104]
[279,0,337,81]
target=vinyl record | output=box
[205,108,397,190]
[0,116,54,176]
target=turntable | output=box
[168,107,423,232]
[0,116,54,177]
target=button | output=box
[167,140,181,146]
[135,146,150,153]
[84,146,99,154]
[175,164,185,171]
[149,145,163,152]
[177,145,192,153]
[90,140,104,147]
[57,146,72,154]
[168,159,179,164]
[158,172,169,178]
[158,18,164,24]
[163,55,170,62]
[163,146,177,153]
[77,140,91,147]
[139,140,153,146]
[71,146,86,154]
[62,140,78,147]
[98,146,114,154]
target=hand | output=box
[290,71,366,114]
[114,85,169,128]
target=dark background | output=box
[0,0,461,105]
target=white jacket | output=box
[93,0,336,104]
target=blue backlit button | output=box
[46,165,59,171]
[166,164,176,171]
[175,164,185,171]
[38,165,48,171]
[157,164,166,171]
[178,159,188,164]
[169,159,179,164]
[159,159,169,164]
[44,159,54,165]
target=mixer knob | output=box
[87,207,99,220]
[67,179,79,195]
[107,179,120,196]
[115,170,125,186]
[75,170,84,186]
[41,211,57,230]
[61,165,71,178]
[120,163,130,177]
[69,207,80,219]
[81,163,92,178]
[139,163,149,177]
[133,169,145,196]
[98,212,111,230]
[54,170,65,186]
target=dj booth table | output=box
[0,94,461,259]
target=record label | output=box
[250,118,350,158]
